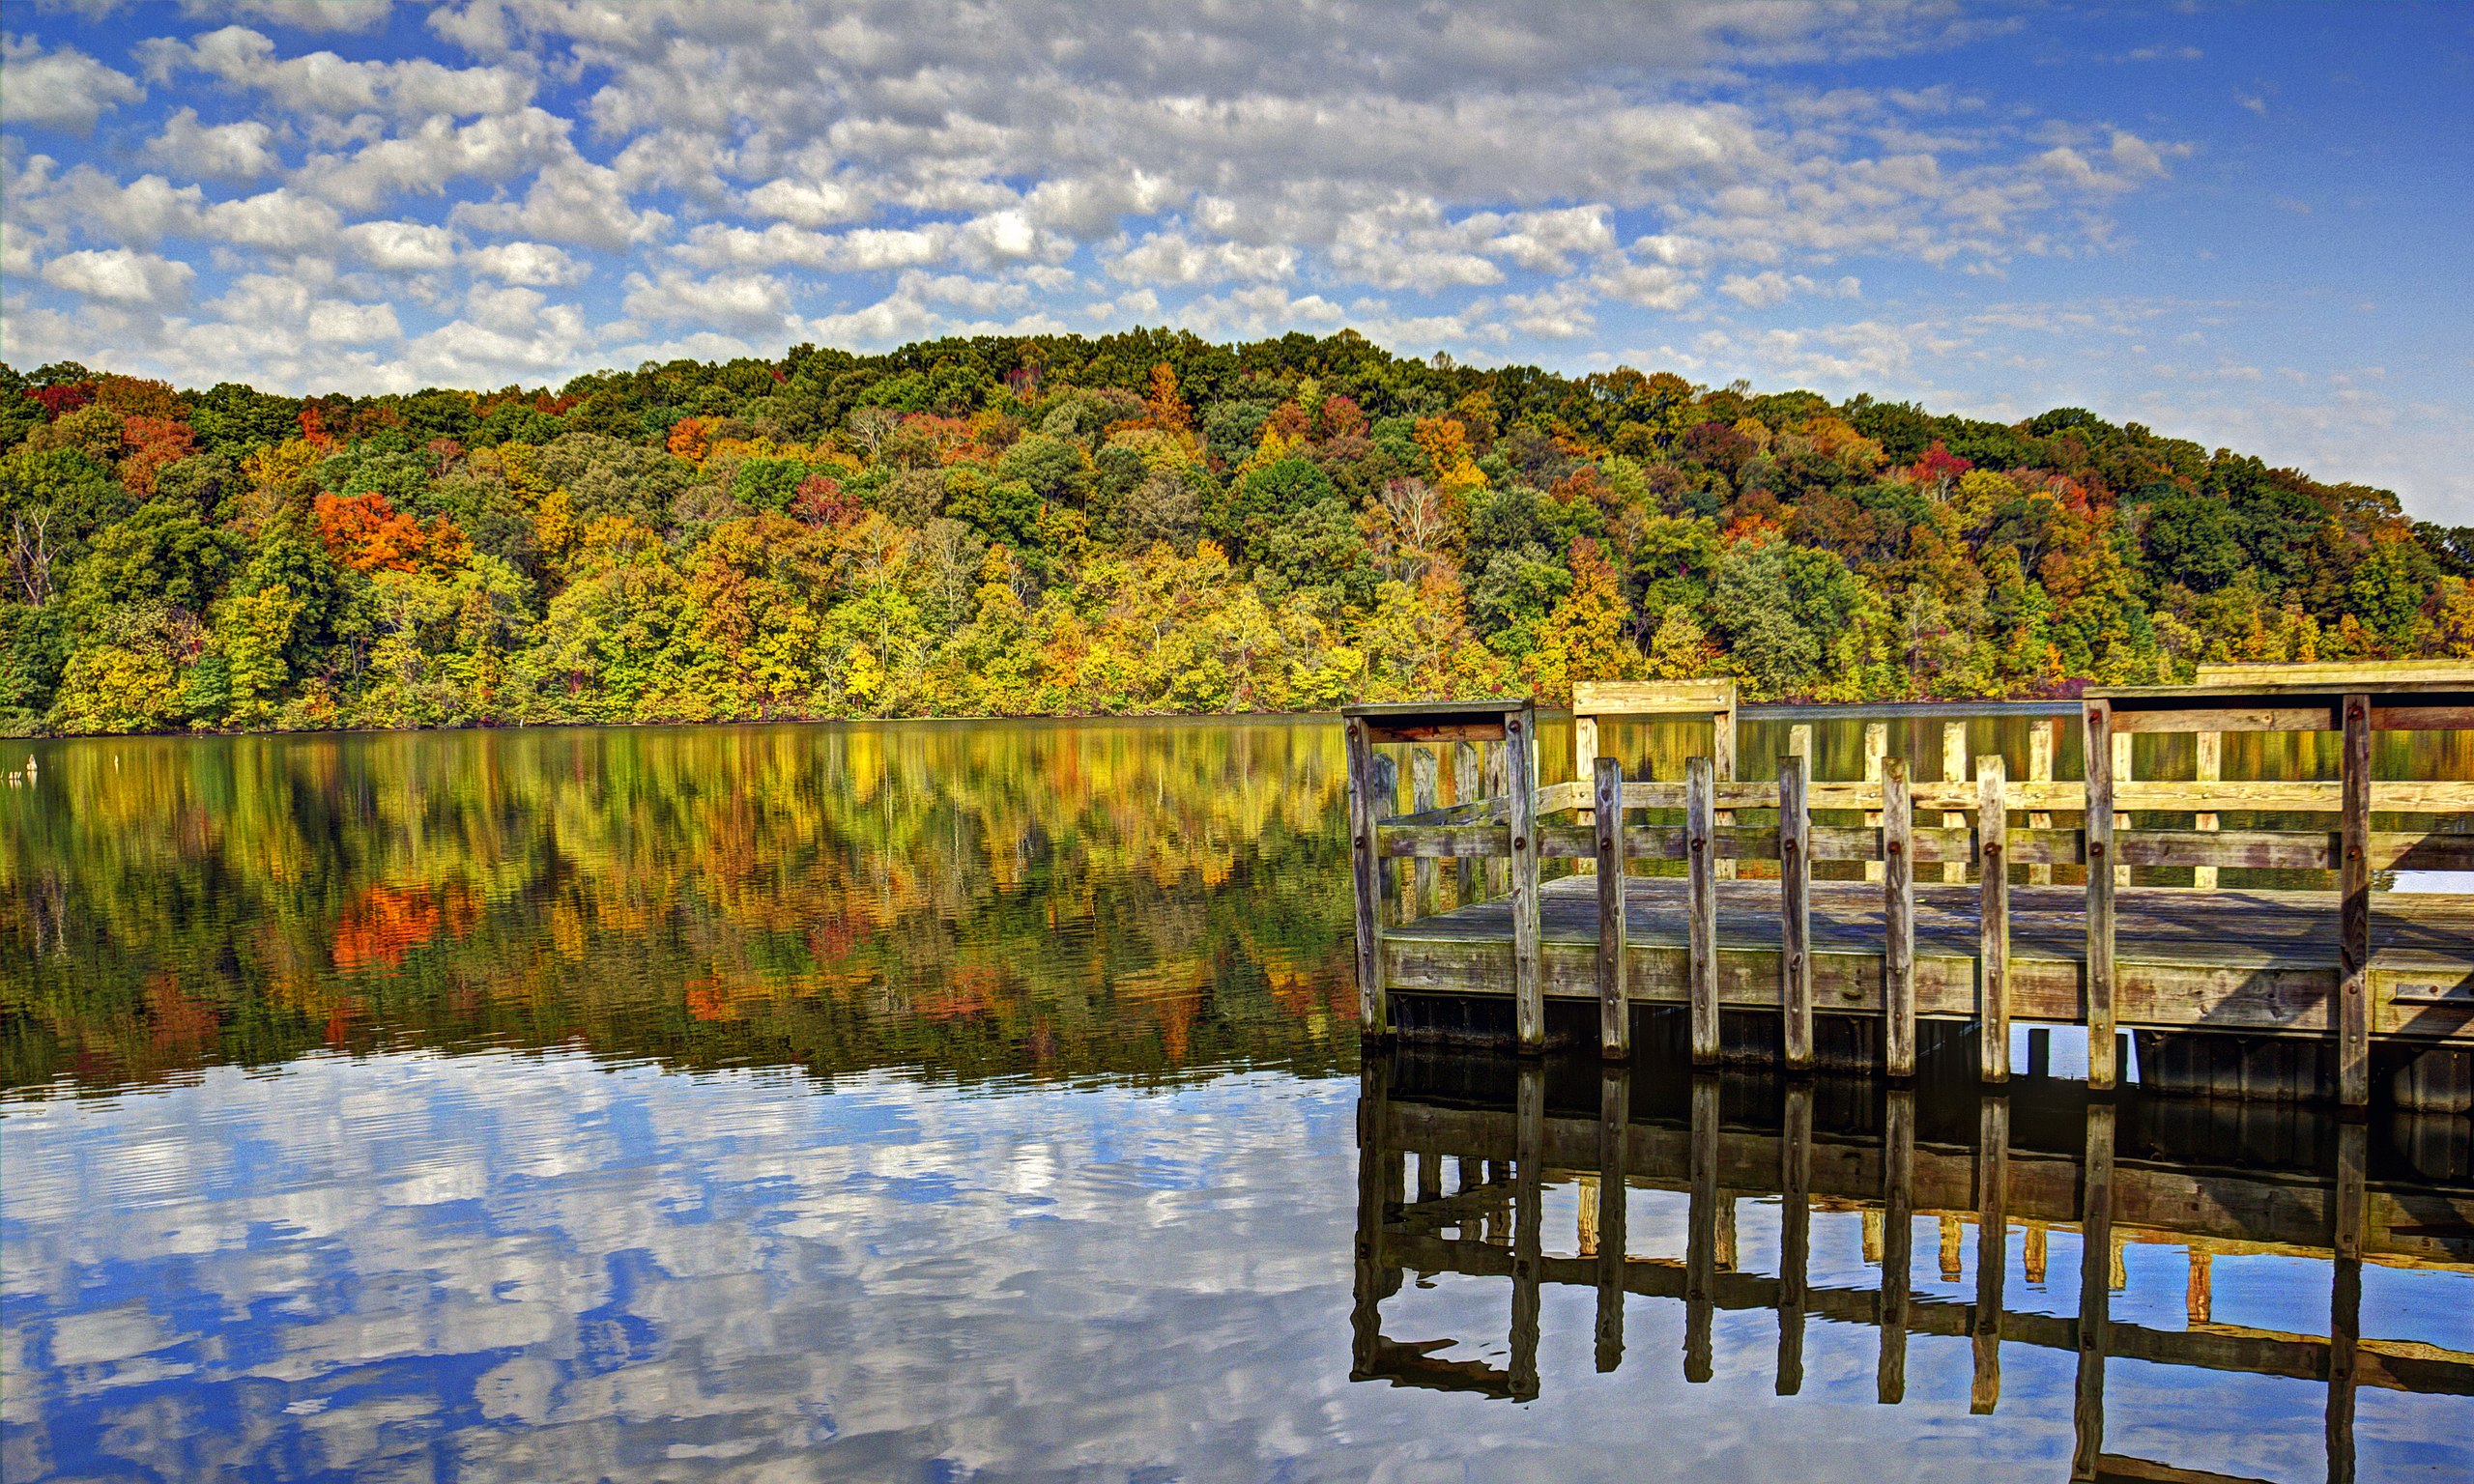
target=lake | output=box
[4,717,2470,1481]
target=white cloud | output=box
[140,107,280,182]
[0,34,144,133]
[467,241,587,287]
[1104,230,1294,286]
[41,247,195,306]
[744,176,874,229]
[183,0,397,33]
[451,157,666,252]
[343,219,459,271]
[1718,271,1861,308]
[621,268,790,332]
[306,298,403,344]
[201,187,344,251]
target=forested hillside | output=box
[4,329,2469,735]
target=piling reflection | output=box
[1351,1046,2474,1480]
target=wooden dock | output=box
[1343,667,2474,1107]
[1351,1050,2474,1480]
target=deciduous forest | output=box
[6,328,2470,735]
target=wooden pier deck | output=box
[1387,874,2474,1034]
[1343,667,2474,1106]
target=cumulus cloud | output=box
[468,241,586,287]
[343,218,458,271]
[140,106,279,181]
[0,34,144,132]
[41,246,194,305]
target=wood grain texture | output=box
[1780,752,1814,1070]
[1410,747,1438,921]
[1864,722,1889,884]
[1507,704,1543,1054]
[1687,756,1718,1065]
[1943,722,1970,886]
[1980,755,2011,1083]
[2029,721,2057,887]
[2341,694,2372,1106]
[1453,740,1481,905]
[1346,718,1385,1037]
[2085,700,2119,1090]
[1594,755,1628,1060]
[1884,757,1916,1077]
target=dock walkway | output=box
[1343,666,2474,1107]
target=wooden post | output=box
[1778,1082,1812,1396]
[1979,754,2010,1083]
[1942,721,1969,884]
[1972,1095,2010,1414]
[1510,1062,1543,1401]
[1507,703,1543,1055]
[1879,1086,1913,1405]
[1595,755,1629,1060]
[1595,1067,1628,1373]
[1714,701,1738,882]
[2194,728,2222,890]
[2113,729,2134,888]
[2327,1118,2365,1484]
[1787,723,1812,763]
[1684,1074,1719,1384]
[2340,693,2372,1108]
[1864,722,1889,884]
[1780,752,1813,1070]
[1573,713,1598,875]
[2071,1103,2116,1482]
[1884,757,1915,1078]
[1345,718,1386,1039]
[2029,720,2056,887]
[1484,740,1510,899]
[1372,753,1399,928]
[1410,746,1437,922]
[2084,700,2118,1091]
[1453,740,1481,906]
[1686,756,1719,1066]
[2026,1223,2049,1286]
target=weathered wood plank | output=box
[1884,757,1916,1078]
[1595,756,1628,1060]
[1572,714,1599,876]
[2113,705,2335,733]
[1611,778,2474,813]
[1373,752,1400,928]
[1410,747,1438,922]
[1981,754,2010,1084]
[2194,659,2474,687]
[1453,740,1481,905]
[1714,703,1738,885]
[1346,717,1385,1037]
[2086,700,2119,1090]
[2030,720,2057,887]
[2195,728,2223,892]
[2114,728,2135,889]
[1484,741,1509,898]
[1572,678,1739,714]
[1943,721,1970,885]
[1780,752,1814,1070]
[1688,756,1718,1065]
[2341,693,2372,1107]
[1864,722,1889,885]
[1507,703,1543,1054]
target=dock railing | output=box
[1343,669,2474,1104]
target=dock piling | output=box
[1410,747,1437,920]
[2071,1103,2116,1481]
[1884,756,1915,1077]
[1979,754,2010,1083]
[1345,716,1385,1039]
[1453,740,1480,905]
[1777,1082,1812,1396]
[1942,722,1969,885]
[1594,755,1629,1060]
[1506,703,1543,1055]
[1971,1095,2010,1414]
[1878,1086,1913,1404]
[1686,756,1719,1065]
[1863,722,1889,883]
[1780,752,1813,1070]
[2340,693,2372,1107]
[2084,699,2119,1091]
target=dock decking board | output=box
[1382,874,2474,1041]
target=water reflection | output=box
[1353,1045,2474,1480]
[1,721,1359,1095]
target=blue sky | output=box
[3,1,2468,520]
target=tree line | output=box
[5,328,2470,734]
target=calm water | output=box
[3,717,2469,1481]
